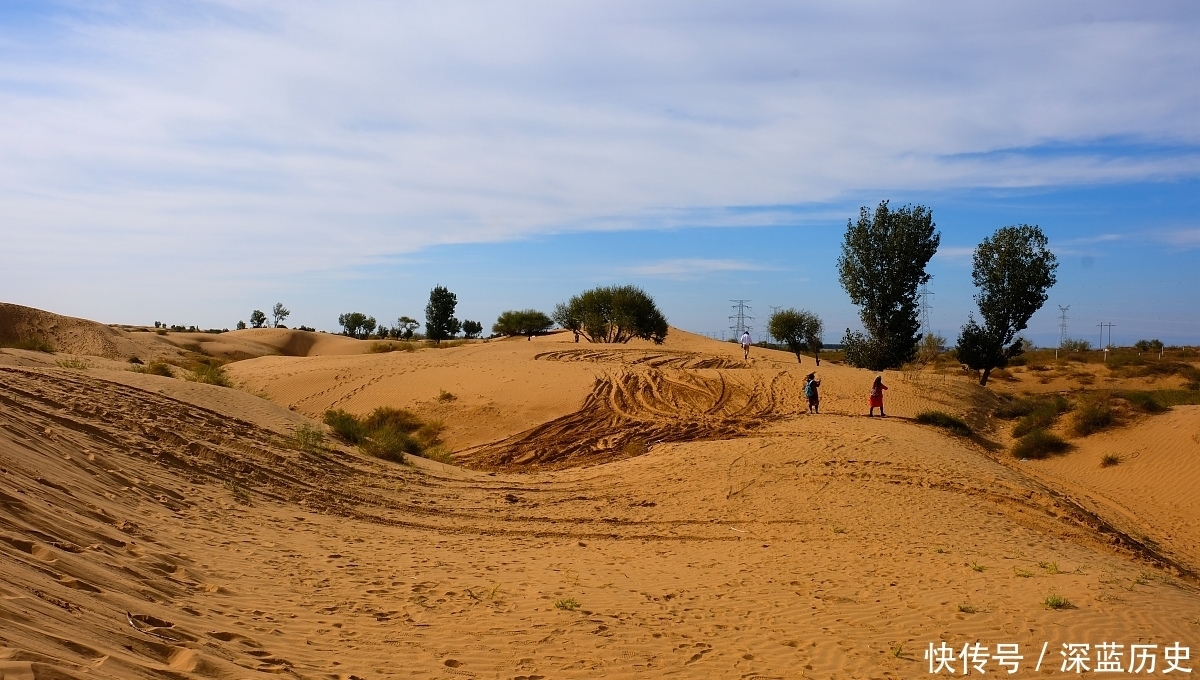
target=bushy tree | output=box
[393,316,419,340]
[249,309,267,329]
[236,320,247,330]
[553,285,668,344]
[462,320,483,339]
[767,309,824,364]
[837,200,940,370]
[493,309,554,340]
[271,302,290,328]
[425,285,461,345]
[1134,339,1163,353]
[955,225,1058,386]
[338,312,376,339]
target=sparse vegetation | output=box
[290,423,325,453]
[55,357,90,369]
[322,407,446,464]
[132,359,174,377]
[369,341,418,353]
[1113,390,1169,413]
[1013,567,1035,578]
[187,361,232,387]
[1,337,55,353]
[957,603,978,613]
[554,597,581,611]
[271,302,290,328]
[1012,429,1069,459]
[915,411,971,436]
[436,390,457,402]
[1100,454,1122,468]
[1042,593,1072,610]
[338,312,377,339]
[1070,395,1114,436]
[622,438,648,457]
[969,562,986,572]
[461,320,483,339]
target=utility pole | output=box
[1103,322,1115,349]
[729,300,753,341]
[1056,305,1069,359]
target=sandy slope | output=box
[1,365,1198,680]
[2,309,1200,679]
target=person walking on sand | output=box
[740,331,752,361]
[803,372,821,414]
[868,375,887,417]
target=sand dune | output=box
[2,310,1199,679]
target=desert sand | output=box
[1,303,1198,679]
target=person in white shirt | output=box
[740,331,752,360]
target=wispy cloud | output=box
[1159,228,1200,248]
[933,246,976,260]
[624,258,771,279]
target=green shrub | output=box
[1113,391,1169,413]
[1070,396,1113,436]
[915,411,971,436]
[995,394,1068,419]
[132,359,174,377]
[1,337,55,353]
[290,423,326,453]
[323,409,366,444]
[1012,430,1069,459]
[322,408,445,464]
[369,341,417,353]
[187,362,231,387]
[55,357,90,370]
[1100,453,1121,468]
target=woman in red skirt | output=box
[868,375,887,417]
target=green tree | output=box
[837,200,940,370]
[553,285,667,344]
[394,316,420,339]
[955,225,1058,386]
[424,285,461,345]
[767,309,824,364]
[462,320,483,339]
[337,312,376,339]
[493,309,554,340]
[249,309,267,329]
[236,320,247,330]
[271,302,290,328]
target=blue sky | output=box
[2,2,1199,346]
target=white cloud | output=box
[1159,228,1200,248]
[1,1,1199,290]
[933,246,976,260]
[624,258,770,279]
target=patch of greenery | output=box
[1,337,55,353]
[131,359,174,377]
[55,357,90,369]
[1100,453,1122,468]
[1042,593,1072,610]
[915,411,971,436]
[1012,429,1069,459]
[369,341,418,353]
[322,407,446,464]
[957,603,978,613]
[289,423,326,453]
[187,361,232,387]
[1070,395,1113,436]
[553,597,581,611]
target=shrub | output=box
[436,390,457,402]
[493,309,555,340]
[1061,338,1091,352]
[55,357,90,369]
[2,337,55,353]
[1042,594,1072,610]
[1070,396,1113,436]
[323,407,444,464]
[323,409,366,444]
[1100,453,1121,468]
[1114,391,1168,414]
[187,362,231,387]
[369,341,417,353]
[290,423,325,453]
[132,359,174,377]
[1012,430,1069,459]
[915,411,971,436]
[554,597,581,611]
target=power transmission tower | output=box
[767,305,782,342]
[1057,305,1070,348]
[729,300,753,341]
[919,282,934,337]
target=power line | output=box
[729,300,753,341]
